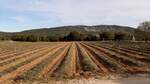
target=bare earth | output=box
[0,42,149,84]
[4,75,150,84]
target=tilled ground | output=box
[4,76,150,84]
[0,41,149,83]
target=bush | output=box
[114,33,126,41]
[64,31,83,41]
[99,32,114,40]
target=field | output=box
[0,41,149,84]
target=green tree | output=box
[114,33,126,41]
[84,34,99,41]
[65,31,82,41]
[99,32,114,40]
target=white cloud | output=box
[0,0,150,27]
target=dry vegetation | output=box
[0,41,149,84]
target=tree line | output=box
[0,30,149,42]
[2,31,136,42]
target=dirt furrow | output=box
[79,43,110,74]
[99,45,150,63]
[81,43,117,73]
[39,43,71,78]
[100,45,149,64]
[0,46,45,60]
[0,50,10,55]
[83,43,136,73]
[70,42,77,76]
[0,43,66,83]
[116,47,150,58]
[0,43,50,57]
[91,42,149,60]
[0,44,43,56]
[0,46,52,65]
[87,43,145,66]
[123,46,150,55]
[85,42,150,73]
[77,43,100,71]
[0,44,61,72]
[76,43,85,73]
[91,42,150,57]
[69,42,83,77]
[81,43,127,73]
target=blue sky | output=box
[0,0,150,32]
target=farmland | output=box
[0,41,149,84]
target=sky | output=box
[0,0,150,32]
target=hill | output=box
[0,32,12,40]
[16,25,136,37]
[0,25,147,41]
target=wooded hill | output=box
[0,25,149,41]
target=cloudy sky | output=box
[0,0,150,32]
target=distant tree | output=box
[11,34,38,42]
[138,21,150,31]
[84,34,99,41]
[138,21,150,41]
[0,37,4,40]
[114,33,126,41]
[133,29,144,41]
[47,36,59,41]
[99,32,114,40]
[65,31,82,41]
[0,36,10,41]
[27,35,38,42]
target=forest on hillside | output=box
[0,22,150,42]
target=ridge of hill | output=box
[14,25,135,37]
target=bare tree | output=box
[138,21,150,41]
[138,21,150,31]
